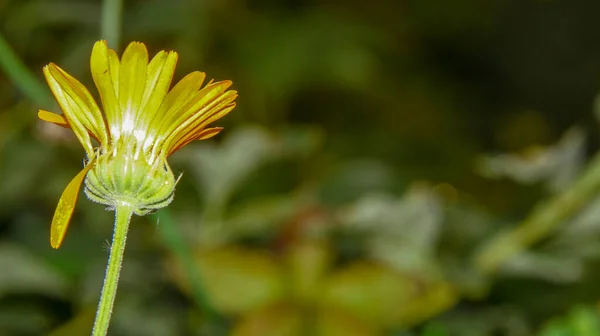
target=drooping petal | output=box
[43,64,109,155]
[50,160,96,249]
[38,110,69,128]
[44,66,108,141]
[167,127,224,156]
[38,110,105,143]
[118,42,148,137]
[91,40,121,138]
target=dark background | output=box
[2,0,600,335]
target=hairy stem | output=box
[92,204,133,336]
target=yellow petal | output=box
[153,71,206,123]
[91,40,121,134]
[118,42,148,130]
[136,50,178,133]
[38,110,70,128]
[50,160,96,249]
[141,51,173,105]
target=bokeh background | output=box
[3,0,600,335]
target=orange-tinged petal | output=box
[50,160,96,249]
[181,81,234,121]
[38,110,70,128]
[146,71,207,152]
[159,81,234,150]
[164,91,236,154]
[191,100,237,131]
[168,127,224,156]
[197,127,224,140]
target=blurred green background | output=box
[3,0,600,335]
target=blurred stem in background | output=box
[0,34,53,106]
[101,0,123,48]
[474,152,600,274]
[151,211,218,318]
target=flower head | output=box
[40,40,237,248]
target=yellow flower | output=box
[39,40,237,249]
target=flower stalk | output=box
[92,204,134,336]
[38,40,236,335]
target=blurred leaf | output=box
[0,139,58,212]
[170,246,284,315]
[476,127,586,193]
[316,308,378,336]
[0,302,53,335]
[0,243,69,299]
[539,306,600,336]
[111,294,182,336]
[420,322,449,336]
[232,304,302,336]
[430,306,530,336]
[48,308,95,336]
[224,195,307,241]
[338,185,444,276]
[287,241,332,304]
[500,251,584,284]
[177,126,279,207]
[321,262,440,328]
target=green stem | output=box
[92,204,134,336]
[474,152,600,274]
[151,210,217,318]
[0,33,53,106]
[101,0,123,48]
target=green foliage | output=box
[539,307,600,336]
[3,0,600,335]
